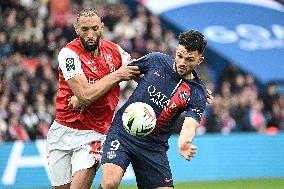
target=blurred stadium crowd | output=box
[0,0,283,142]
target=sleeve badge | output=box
[66,58,75,71]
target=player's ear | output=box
[198,56,204,65]
[100,22,104,33]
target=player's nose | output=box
[179,59,186,66]
[87,30,96,38]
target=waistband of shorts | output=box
[55,119,90,130]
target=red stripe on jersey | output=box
[154,81,191,133]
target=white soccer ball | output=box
[122,102,156,136]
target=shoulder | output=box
[65,38,81,49]
[64,38,84,55]
[138,52,172,61]
[153,52,174,65]
[192,83,207,106]
[149,52,171,58]
[189,73,207,103]
[100,38,118,49]
[58,48,79,59]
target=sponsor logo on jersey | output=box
[66,58,75,71]
[106,54,113,63]
[148,84,190,112]
[88,77,98,84]
[90,66,97,73]
[109,63,116,73]
[153,71,164,78]
[192,108,203,118]
[86,60,95,64]
[148,85,170,109]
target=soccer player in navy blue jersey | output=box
[97,29,208,189]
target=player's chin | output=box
[86,44,98,51]
[177,71,186,77]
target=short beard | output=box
[174,62,182,77]
[79,35,100,52]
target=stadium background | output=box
[0,0,284,188]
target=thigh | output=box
[132,149,174,189]
[70,139,105,188]
[71,140,103,175]
[47,149,72,187]
[101,131,131,171]
[101,131,131,185]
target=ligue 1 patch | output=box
[66,58,75,71]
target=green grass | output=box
[92,178,284,189]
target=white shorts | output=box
[46,121,106,186]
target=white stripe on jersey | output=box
[117,45,132,65]
[171,79,183,96]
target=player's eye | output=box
[186,58,194,61]
[81,27,88,31]
[92,26,99,31]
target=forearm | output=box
[68,72,120,105]
[179,123,196,144]
[178,117,198,145]
[178,117,199,160]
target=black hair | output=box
[178,29,207,53]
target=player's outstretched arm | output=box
[67,65,140,105]
[178,117,199,161]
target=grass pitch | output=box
[92,178,284,189]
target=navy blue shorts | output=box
[102,129,174,189]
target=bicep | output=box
[58,48,90,97]
[66,74,89,98]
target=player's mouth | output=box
[87,40,95,44]
[177,66,186,72]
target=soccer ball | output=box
[122,102,156,136]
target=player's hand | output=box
[115,65,140,81]
[68,96,85,112]
[178,141,197,161]
[206,89,213,104]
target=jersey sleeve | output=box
[117,44,132,65]
[185,96,206,123]
[129,52,159,73]
[58,48,84,81]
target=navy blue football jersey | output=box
[111,52,207,149]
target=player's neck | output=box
[183,72,194,80]
[89,49,100,58]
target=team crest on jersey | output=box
[66,58,75,71]
[107,151,116,159]
[178,90,188,101]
